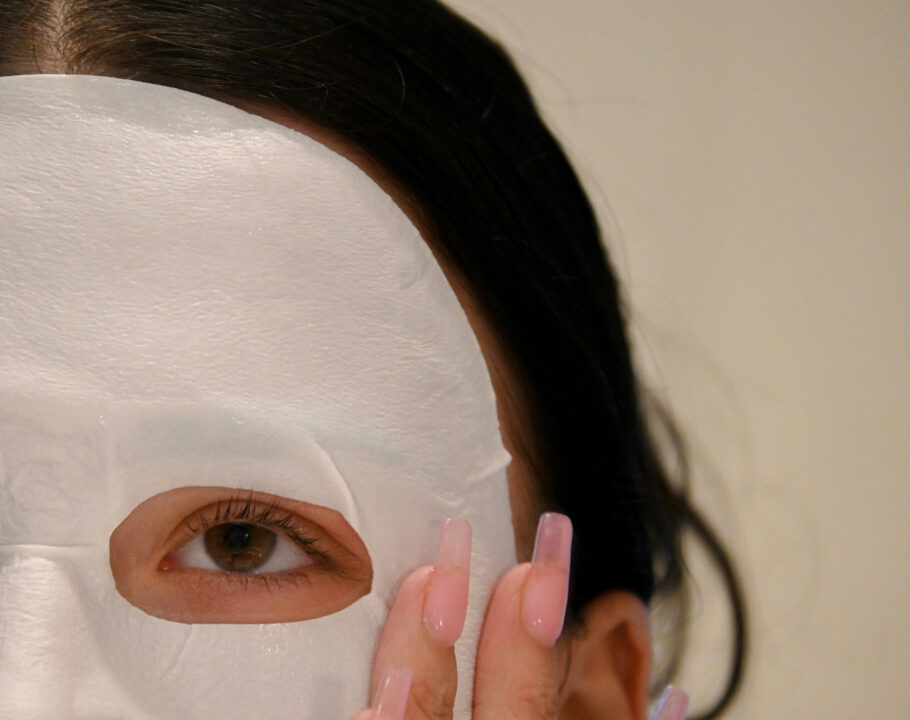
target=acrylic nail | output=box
[423,518,472,646]
[649,685,689,720]
[521,512,572,646]
[370,667,413,720]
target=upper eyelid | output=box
[166,493,345,575]
[164,491,293,544]
[179,494,288,536]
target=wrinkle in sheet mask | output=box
[0,75,514,720]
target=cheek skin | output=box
[493,369,542,564]
[505,452,541,564]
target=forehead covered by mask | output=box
[0,75,514,720]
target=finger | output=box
[649,686,689,720]
[348,668,413,720]
[371,519,472,720]
[473,513,572,720]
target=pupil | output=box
[203,521,277,572]
[224,524,252,554]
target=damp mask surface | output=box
[0,75,515,720]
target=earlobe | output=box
[558,591,652,720]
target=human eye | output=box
[110,487,372,624]
[163,495,328,577]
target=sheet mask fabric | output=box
[0,75,515,720]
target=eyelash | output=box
[170,492,345,581]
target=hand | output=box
[350,514,688,720]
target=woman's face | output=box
[0,75,517,720]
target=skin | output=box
[238,104,655,720]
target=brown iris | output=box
[203,523,277,572]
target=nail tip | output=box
[437,517,472,568]
[372,667,413,720]
[424,519,471,647]
[526,619,561,647]
[444,516,471,532]
[531,512,573,567]
[649,685,689,720]
[524,512,572,646]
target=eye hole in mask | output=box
[110,487,372,623]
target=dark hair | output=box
[1,1,746,716]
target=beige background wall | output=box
[445,1,909,717]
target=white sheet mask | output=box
[0,75,515,720]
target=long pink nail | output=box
[521,512,572,646]
[649,686,689,720]
[371,667,413,720]
[423,518,472,646]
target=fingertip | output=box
[423,517,471,646]
[391,564,436,607]
[473,561,564,719]
[522,513,572,647]
[371,564,434,672]
[370,556,458,720]
[371,667,413,720]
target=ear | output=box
[557,591,651,720]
